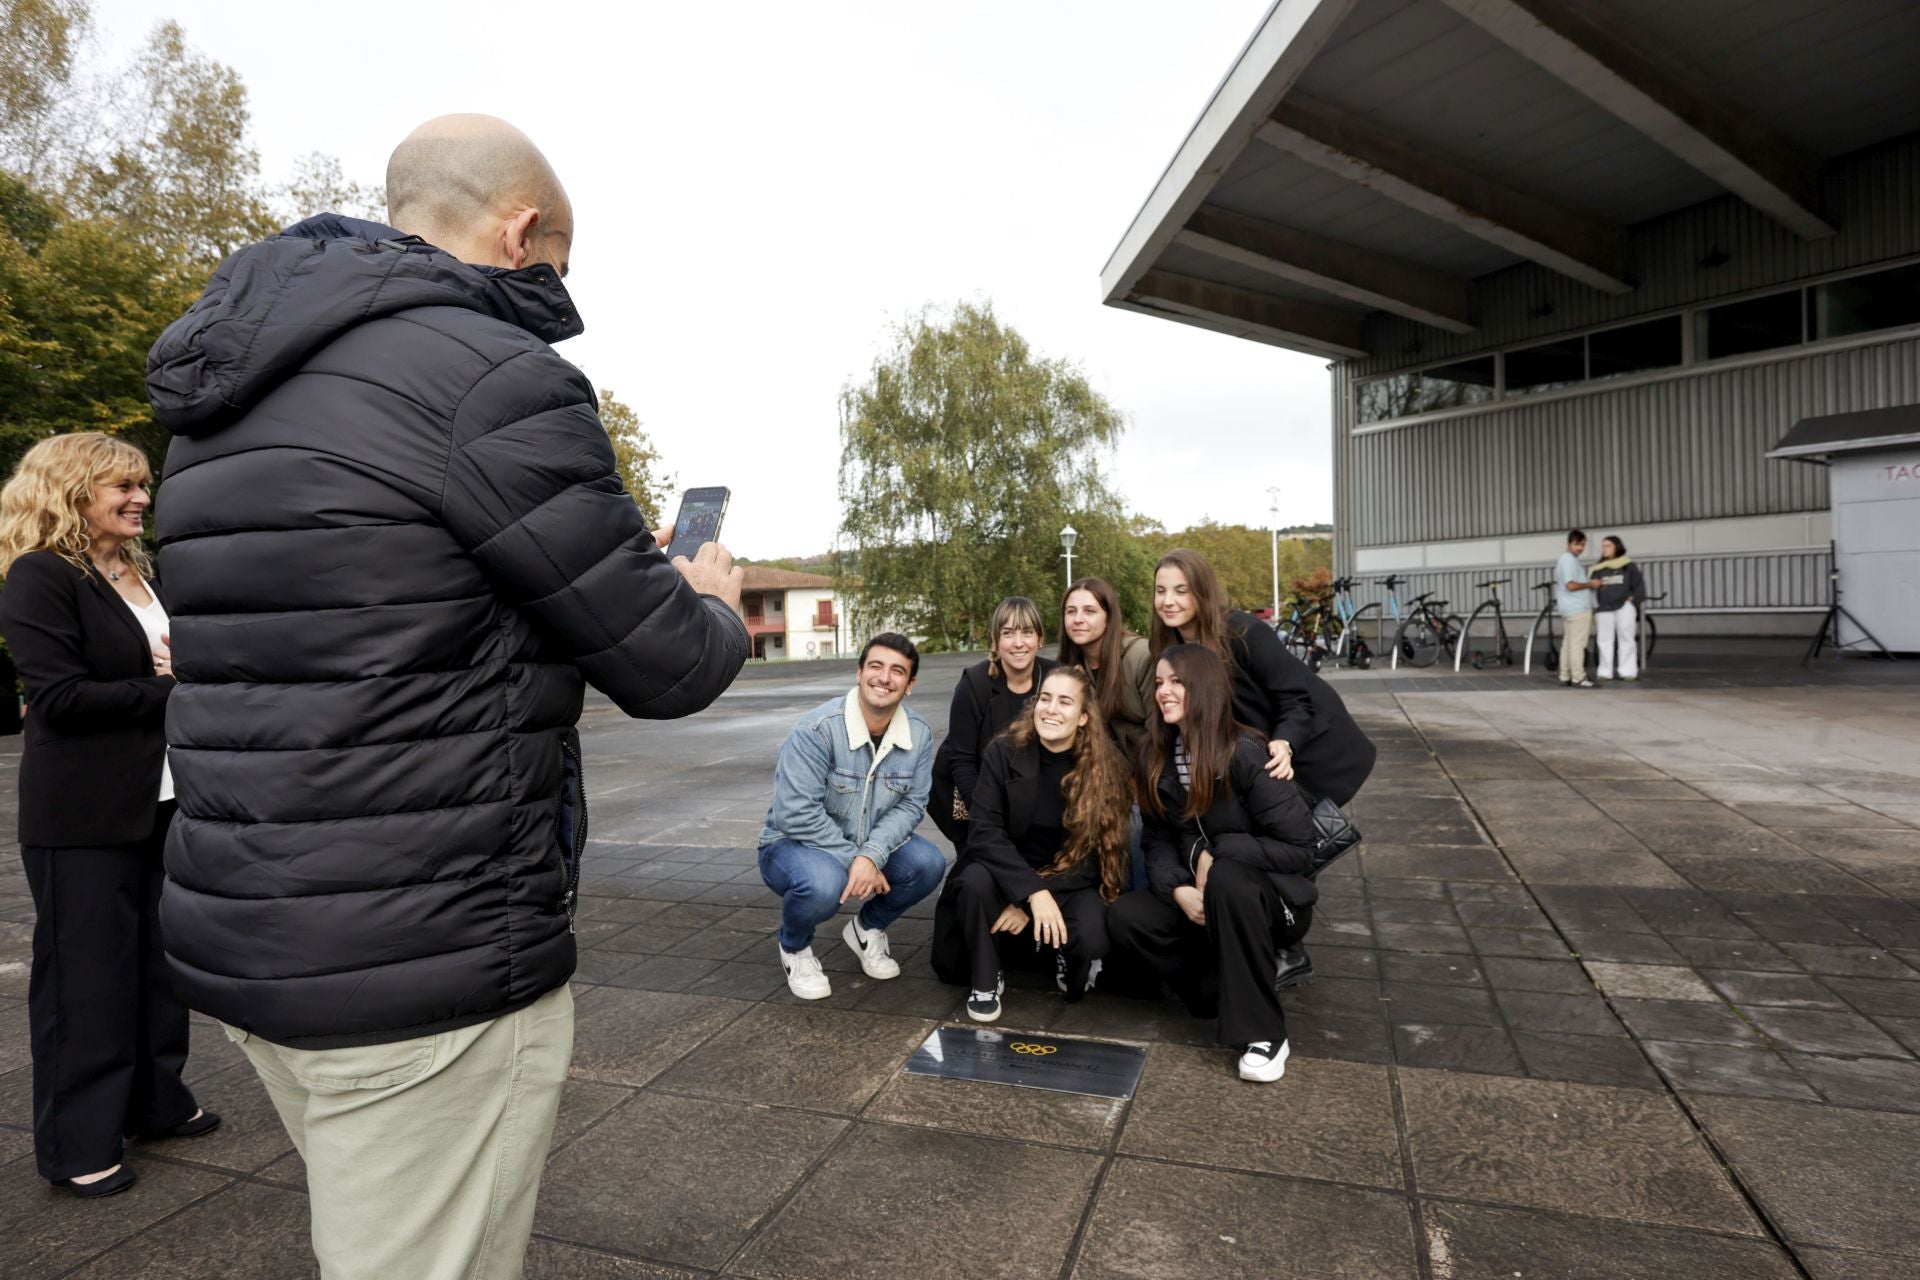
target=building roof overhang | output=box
[1101,0,1920,360]
[1769,404,1920,464]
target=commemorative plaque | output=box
[901,1026,1147,1100]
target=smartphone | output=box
[663,487,730,557]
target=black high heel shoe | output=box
[52,1166,137,1198]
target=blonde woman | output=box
[0,433,214,1199]
[929,596,1055,851]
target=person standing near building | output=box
[0,434,216,1199]
[146,116,748,1279]
[758,633,944,1000]
[1555,530,1597,687]
[930,666,1131,1020]
[930,596,1055,851]
[1591,535,1647,682]
[1108,644,1319,1083]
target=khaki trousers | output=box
[224,984,573,1280]
[1560,610,1594,683]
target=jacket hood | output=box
[146,214,585,438]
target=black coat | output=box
[1142,733,1319,909]
[930,656,1056,843]
[1225,609,1376,805]
[959,736,1100,902]
[0,551,173,846]
[145,215,749,1049]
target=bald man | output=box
[146,116,748,1280]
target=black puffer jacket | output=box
[1142,733,1319,910]
[147,216,748,1048]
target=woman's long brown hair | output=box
[1005,666,1134,902]
[1139,644,1258,821]
[1056,577,1139,725]
[1148,549,1231,666]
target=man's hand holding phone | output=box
[654,521,744,613]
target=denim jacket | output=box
[758,690,933,869]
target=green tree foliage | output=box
[0,3,374,483]
[837,301,1134,651]
[1143,520,1331,614]
[597,389,672,527]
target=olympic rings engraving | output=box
[1008,1042,1058,1055]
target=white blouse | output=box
[123,592,174,803]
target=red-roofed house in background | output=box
[740,566,852,661]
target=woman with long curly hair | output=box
[0,432,215,1198]
[929,666,1133,1022]
[1151,548,1375,806]
[1109,644,1319,1083]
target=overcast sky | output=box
[94,0,1333,559]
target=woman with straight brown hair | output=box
[1108,644,1319,1082]
[930,666,1133,1022]
[1150,548,1375,807]
[0,432,215,1198]
[1057,577,1153,763]
[930,596,1056,850]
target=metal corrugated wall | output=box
[1348,336,1920,544]
[1337,552,1832,628]
[1354,135,1920,375]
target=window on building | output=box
[1810,262,1920,340]
[1504,339,1585,395]
[1697,291,1801,360]
[815,599,835,628]
[1589,314,1683,380]
[1356,357,1496,423]
[769,596,783,613]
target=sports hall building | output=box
[1102,0,1920,636]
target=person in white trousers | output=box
[1590,535,1647,681]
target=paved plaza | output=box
[3,643,1919,1278]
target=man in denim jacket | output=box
[758,633,944,999]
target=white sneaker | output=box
[780,945,831,1000]
[1237,1039,1290,1082]
[841,918,900,980]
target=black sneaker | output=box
[967,972,1005,1023]
[1237,1039,1290,1082]
[1275,945,1314,990]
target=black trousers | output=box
[22,802,198,1179]
[1108,859,1313,1048]
[930,861,1110,991]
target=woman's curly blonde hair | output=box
[0,432,155,580]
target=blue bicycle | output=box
[1341,574,1412,669]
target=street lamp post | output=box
[1060,524,1078,588]
[1266,487,1282,621]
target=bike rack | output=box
[1523,614,1546,676]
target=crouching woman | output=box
[931,667,1131,1023]
[1108,644,1319,1083]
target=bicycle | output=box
[1391,589,1461,669]
[1453,578,1519,671]
[1277,594,1331,670]
[1342,574,1408,670]
[1326,577,1371,668]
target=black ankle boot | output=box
[1276,945,1314,989]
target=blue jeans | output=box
[758,835,948,953]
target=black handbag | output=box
[1304,793,1361,878]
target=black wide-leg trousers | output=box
[930,861,1110,991]
[22,802,199,1180]
[1108,859,1313,1047]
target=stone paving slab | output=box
[4,649,1920,1276]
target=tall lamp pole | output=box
[1059,524,1078,588]
[1266,487,1282,621]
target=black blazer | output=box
[1225,609,1377,805]
[930,656,1056,844]
[959,735,1101,902]
[0,550,171,846]
[1141,732,1320,909]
